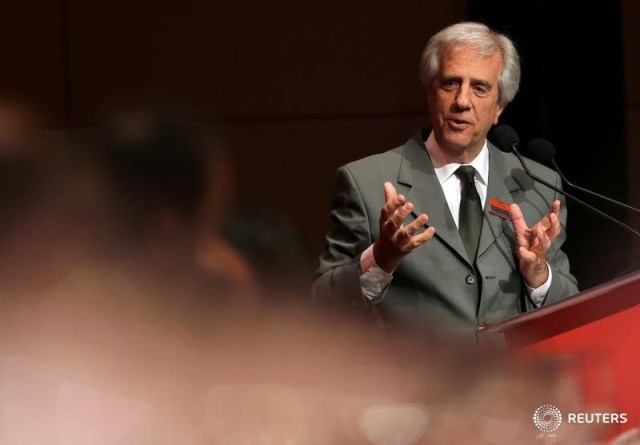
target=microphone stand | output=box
[550,158,640,214]
[511,146,640,238]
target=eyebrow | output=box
[440,75,493,89]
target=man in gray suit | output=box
[314,22,579,332]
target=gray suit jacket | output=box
[314,129,579,331]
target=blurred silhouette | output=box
[95,107,258,309]
[221,207,315,305]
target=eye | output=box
[472,84,490,96]
[440,79,459,91]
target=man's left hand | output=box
[509,200,561,288]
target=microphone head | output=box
[527,138,556,166]
[490,125,520,153]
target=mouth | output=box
[445,118,472,131]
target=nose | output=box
[454,84,471,111]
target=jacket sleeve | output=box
[312,166,376,312]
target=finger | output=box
[509,203,530,247]
[532,200,560,233]
[394,214,432,249]
[509,203,527,231]
[551,199,561,217]
[531,224,551,253]
[543,200,561,238]
[390,202,414,227]
[383,201,412,235]
[383,182,398,204]
[380,193,406,221]
[546,211,560,240]
[404,213,429,237]
[380,182,404,219]
[410,225,436,247]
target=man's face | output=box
[426,44,504,159]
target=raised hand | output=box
[372,182,436,272]
[509,200,561,288]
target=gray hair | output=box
[419,22,521,106]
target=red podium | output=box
[479,271,640,430]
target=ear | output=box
[492,103,505,125]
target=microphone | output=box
[491,124,520,155]
[491,125,640,238]
[527,137,640,214]
[491,125,561,193]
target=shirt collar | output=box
[425,131,489,186]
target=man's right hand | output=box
[372,182,435,273]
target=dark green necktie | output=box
[455,165,483,262]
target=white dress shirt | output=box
[360,131,551,306]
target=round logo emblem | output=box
[533,404,563,433]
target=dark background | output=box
[1,0,639,290]
[471,0,630,287]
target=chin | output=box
[441,134,472,153]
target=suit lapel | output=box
[398,130,469,262]
[477,144,520,258]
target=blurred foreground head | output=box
[96,107,259,298]
[99,109,208,246]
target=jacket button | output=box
[466,274,476,285]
